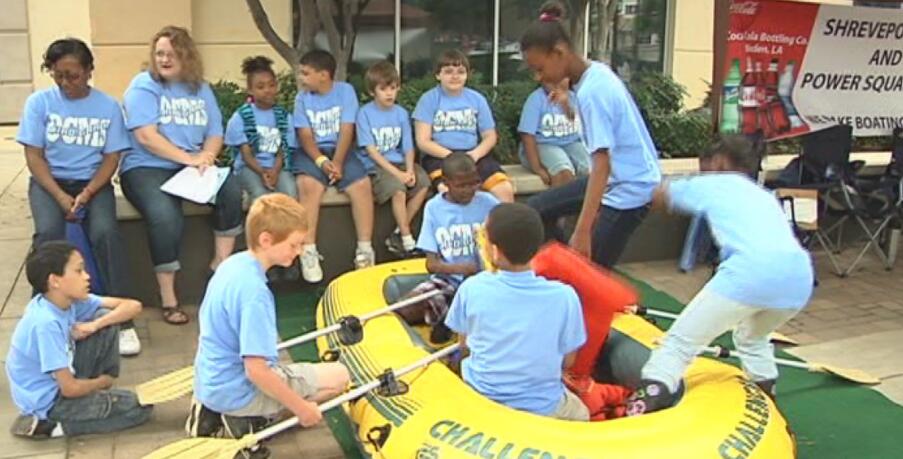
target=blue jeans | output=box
[46,311,152,435]
[28,179,130,296]
[120,167,243,272]
[238,167,298,201]
[526,176,649,268]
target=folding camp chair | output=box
[775,187,840,280]
[795,125,894,276]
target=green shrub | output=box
[211,69,713,164]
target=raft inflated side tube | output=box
[531,242,638,377]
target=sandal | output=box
[161,304,190,325]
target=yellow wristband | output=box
[315,156,329,168]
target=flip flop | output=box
[162,304,190,325]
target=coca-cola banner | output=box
[721,0,903,139]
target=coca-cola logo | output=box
[731,1,759,16]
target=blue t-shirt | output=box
[445,270,585,416]
[195,252,280,413]
[6,294,102,419]
[416,191,500,285]
[17,87,131,181]
[224,104,298,170]
[293,82,358,151]
[668,173,814,309]
[412,86,495,151]
[120,72,224,173]
[517,87,582,147]
[355,101,414,171]
[574,62,661,210]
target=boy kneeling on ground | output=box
[188,194,350,457]
[6,241,149,438]
[445,203,589,421]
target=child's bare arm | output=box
[425,252,479,277]
[415,121,452,158]
[240,144,265,176]
[467,128,497,161]
[366,145,405,179]
[562,351,578,370]
[54,369,113,398]
[650,183,670,213]
[297,127,323,160]
[244,357,322,427]
[332,123,356,166]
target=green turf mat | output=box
[275,288,367,459]
[629,275,903,459]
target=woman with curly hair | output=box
[119,26,242,325]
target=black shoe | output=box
[221,414,271,459]
[10,414,61,439]
[755,379,777,401]
[385,232,406,256]
[625,379,677,416]
[185,399,223,437]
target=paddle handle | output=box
[276,289,442,350]
[254,343,461,442]
[705,345,811,371]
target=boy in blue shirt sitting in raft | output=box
[397,153,499,343]
[445,203,589,421]
[6,241,149,439]
[187,194,350,457]
[627,135,813,415]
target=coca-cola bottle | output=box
[765,58,779,100]
[740,57,759,134]
[754,61,774,136]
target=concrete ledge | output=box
[113,152,893,220]
[114,152,893,305]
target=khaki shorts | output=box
[552,388,590,421]
[371,163,430,205]
[225,363,320,417]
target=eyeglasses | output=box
[154,50,178,60]
[49,70,85,82]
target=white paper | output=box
[160,166,230,205]
[782,197,818,225]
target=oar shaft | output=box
[255,343,461,441]
[276,289,441,350]
[704,346,810,370]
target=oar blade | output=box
[769,332,799,346]
[143,437,244,459]
[137,366,196,405]
[811,362,881,385]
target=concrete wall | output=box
[0,0,37,123]
[24,0,294,100]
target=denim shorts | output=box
[519,141,591,176]
[291,148,368,191]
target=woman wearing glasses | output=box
[16,38,142,355]
[119,26,241,325]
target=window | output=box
[400,0,494,84]
[589,0,668,83]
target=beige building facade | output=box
[1,0,863,123]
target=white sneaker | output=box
[301,248,324,283]
[119,328,141,356]
[354,248,375,270]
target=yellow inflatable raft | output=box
[315,259,795,459]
